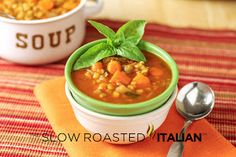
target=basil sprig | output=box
[73,20,147,71]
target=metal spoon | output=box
[0,11,15,19]
[167,82,215,157]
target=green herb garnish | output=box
[73,20,147,71]
[125,92,140,98]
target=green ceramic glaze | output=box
[65,39,179,116]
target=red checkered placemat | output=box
[0,20,235,156]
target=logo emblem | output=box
[147,124,155,138]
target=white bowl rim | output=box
[65,83,178,120]
[0,0,86,25]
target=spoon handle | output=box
[167,120,192,157]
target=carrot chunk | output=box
[38,0,54,10]
[110,71,131,85]
[149,67,163,77]
[133,73,151,89]
[92,62,103,71]
[107,60,122,74]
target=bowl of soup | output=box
[65,82,178,144]
[0,0,103,64]
[65,39,179,116]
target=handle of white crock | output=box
[84,0,103,17]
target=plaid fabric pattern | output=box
[0,20,235,156]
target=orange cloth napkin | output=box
[34,77,236,157]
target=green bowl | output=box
[65,39,179,116]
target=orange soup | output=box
[0,0,80,20]
[72,52,172,104]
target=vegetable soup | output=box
[0,0,80,20]
[72,52,172,104]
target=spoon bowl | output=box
[176,82,215,120]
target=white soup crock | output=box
[0,0,103,65]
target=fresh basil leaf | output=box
[115,31,125,42]
[73,20,148,72]
[88,20,116,40]
[116,20,146,45]
[73,43,116,71]
[116,42,146,62]
[112,32,125,47]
